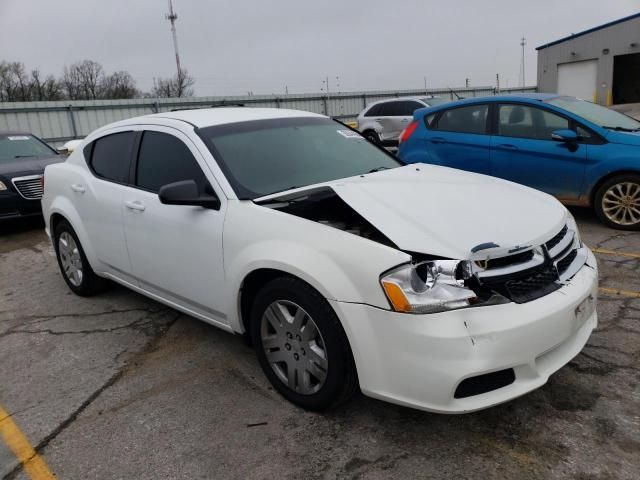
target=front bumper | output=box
[0,191,42,220]
[332,249,598,413]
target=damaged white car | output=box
[41,108,598,413]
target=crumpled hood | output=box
[259,164,567,259]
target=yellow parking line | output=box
[599,287,640,298]
[0,406,55,480]
[592,248,640,259]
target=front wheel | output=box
[250,277,358,410]
[594,174,640,230]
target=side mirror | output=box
[551,129,578,143]
[158,180,221,210]
[57,139,83,155]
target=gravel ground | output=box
[0,209,638,480]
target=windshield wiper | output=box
[602,126,640,132]
[14,155,35,158]
[368,166,391,173]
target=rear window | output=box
[87,132,135,183]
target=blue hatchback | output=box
[397,93,640,230]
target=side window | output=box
[136,131,207,194]
[364,104,382,117]
[434,104,488,134]
[377,102,397,117]
[394,101,423,116]
[498,105,569,140]
[88,132,135,183]
[424,113,437,129]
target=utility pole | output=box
[423,76,427,93]
[520,36,526,89]
[496,73,500,93]
[465,78,470,88]
[165,0,182,77]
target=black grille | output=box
[479,263,561,303]
[505,267,561,303]
[557,249,578,274]
[482,249,534,270]
[545,225,568,251]
[454,369,516,399]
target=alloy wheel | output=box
[601,181,640,226]
[260,300,328,395]
[58,231,83,286]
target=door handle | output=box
[431,137,447,144]
[498,144,518,150]
[70,184,85,193]
[125,200,146,212]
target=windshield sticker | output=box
[337,129,362,139]
[7,136,30,141]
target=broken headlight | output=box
[380,260,505,314]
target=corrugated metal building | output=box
[536,12,640,105]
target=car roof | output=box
[412,93,564,113]
[114,107,325,129]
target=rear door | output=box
[373,101,423,145]
[489,103,586,199]
[76,129,136,280]
[424,103,491,174]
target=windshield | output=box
[546,96,640,131]
[0,134,57,163]
[199,117,403,199]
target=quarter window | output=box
[498,105,569,140]
[88,132,135,183]
[136,131,207,193]
[434,104,489,134]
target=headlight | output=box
[0,180,7,191]
[566,211,582,248]
[381,260,479,314]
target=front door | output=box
[122,127,228,327]
[490,104,586,200]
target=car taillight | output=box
[399,121,419,143]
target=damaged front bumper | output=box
[331,248,598,414]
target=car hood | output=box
[0,155,64,177]
[605,130,640,146]
[256,164,567,259]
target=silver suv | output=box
[357,96,448,147]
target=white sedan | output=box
[41,108,598,413]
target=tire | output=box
[594,174,640,231]
[53,219,109,296]
[250,276,358,411]
[363,130,380,145]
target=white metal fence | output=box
[0,86,536,147]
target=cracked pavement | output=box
[1,210,639,480]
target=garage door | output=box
[557,60,598,102]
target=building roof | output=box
[536,12,640,50]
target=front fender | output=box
[222,201,409,332]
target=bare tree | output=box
[100,71,139,99]
[151,69,195,98]
[0,61,32,101]
[62,60,104,99]
[30,69,63,101]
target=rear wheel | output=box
[363,130,380,145]
[250,276,358,410]
[53,219,109,296]
[594,174,640,230]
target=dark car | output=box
[0,131,64,220]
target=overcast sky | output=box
[1,0,639,96]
